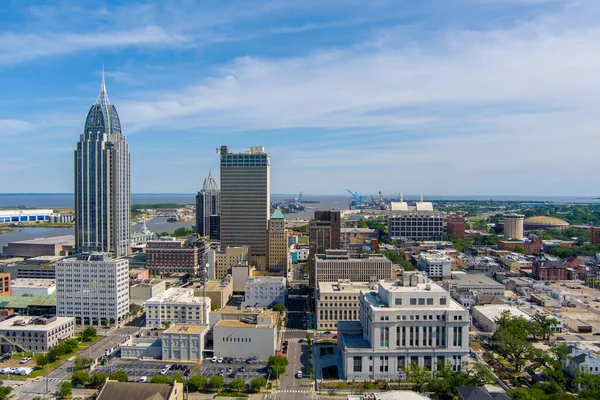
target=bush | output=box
[74,356,93,370]
[272,304,286,312]
[187,375,206,392]
[81,326,97,342]
[209,375,225,391]
[250,377,267,391]
[363,380,373,390]
[151,375,169,384]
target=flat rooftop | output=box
[147,288,208,304]
[448,273,504,286]
[214,319,274,329]
[0,316,73,331]
[473,305,531,321]
[11,279,55,288]
[318,281,371,293]
[419,252,452,262]
[163,323,209,335]
[7,235,74,245]
[203,280,231,291]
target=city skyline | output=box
[2,1,600,195]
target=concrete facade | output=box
[0,316,75,352]
[314,250,393,284]
[194,280,233,309]
[503,214,524,240]
[162,323,209,361]
[56,253,129,326]
[388,212,444,242]
[316,280,370,330]
[212,309,279,360]
[244,276,287,307]
[339,278,470,380]
[208,246,249,280]
[130,279,167,305]
[145,288,210,328]
[417,252,452,279]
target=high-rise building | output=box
[313,250,393,284]
[308,211,341,286]
[267,209,289,275]
[75,74,130,257]
[56,253,129,326]
[196,170,220,239]
[503,214,524,240]
[219,146,270,268]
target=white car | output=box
[19,357,30,364]
[217,357,223,363]
[296,371,303,379]
[210,357,218,363]
[139,376,147,382]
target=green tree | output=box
[0,386,10,400]
[532,313,559,341]
[74,356,93,370]
[58,381,72,398]
[150,375,169,384]
[109,370,128,382]
[272,304,286,312]
[229,377,245,392]
[514,245,525,254]
[170,372,183,383]
[63,338,79,353]
[250,377,267,391]
[403,363,431,392]
[187,375,207,392]
[81,326,97,341]
[268,355,289,378]
[426,362,493,399]
[211,302,218,311]
[71,370,90,386]
[172,227,193,237]
[35,354,49,369]
[209,375,224,391]
[576,368,600,399]
[90,372,109,386]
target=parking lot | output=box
[95,358,269,385]
[95,360,196,380]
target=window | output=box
[418,298,425,305]
[410,298,417,305]
[427,298,433,305]
[395,298,402,305]
[353,356,362,372]
[440,297,447,305]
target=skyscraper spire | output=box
[96,66,110,105]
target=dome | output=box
[84,71,122,137]
[524,216,569,229]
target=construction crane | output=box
[346,189,366,209]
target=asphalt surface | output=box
[12,327,141,400]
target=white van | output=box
[296,371,302,379]
[139,376,147,382]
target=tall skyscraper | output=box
[75,73,130,257]
[309,210,341,287]
[196,170,220,239]
[219,146,270,268]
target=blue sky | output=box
[2,0,599,196]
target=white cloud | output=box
[0,25,187,64]
[0,119,34,135]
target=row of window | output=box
[353,355,463,372]
[222,337,252,343]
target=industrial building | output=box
[11,279,56,297]
[145,288,210,328]
[0,256,61,279]
[56,253,130,326]
[243,276,287,307]
[316,280,371,330]
[196,170,220,239]
[314,250,393,284]
[0,316,75,352]
[219,145,270,269]
[338,275,470,380]
[0,209,54,223]
[2,235,75,258]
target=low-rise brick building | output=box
[146,238,198,276]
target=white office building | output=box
[0,316,75,353]
[316,280,371,330]
[11,279,56,297]
[417,252,452,279]
[145,288,210,328]
[338,275,470,380]
[56,253,129,326]
[162,323,209,362]
[244,276,287,307]
[314,250,393,284]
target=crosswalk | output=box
[284,338,303,343]
[278,389,310,394]
[283,329,307,333]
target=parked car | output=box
[217,357,223,363]
[296,371,303,379]
[239,366,246,372]
[19,357,30,364]
[139,376,147,382]
[557,336,566,341]
[211,357,218,363]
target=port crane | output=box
[294,191,303,204]
[346,189,366,209]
